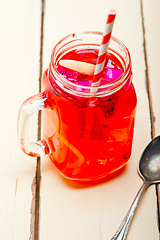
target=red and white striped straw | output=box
[91,9,116,92]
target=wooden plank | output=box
[141,0,160,235]
[0,0,41,239]
[141,0,160,138]
[40,0,159,239]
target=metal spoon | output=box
[111,136,160,240]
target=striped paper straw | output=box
[91,9,116,92]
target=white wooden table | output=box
[1,0,160,239]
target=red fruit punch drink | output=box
[42,32,137,182]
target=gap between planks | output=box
[30,0,45,239]
[140,0,160,237]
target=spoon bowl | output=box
[139,136,160,183]
[111,136,160,240]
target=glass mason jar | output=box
[18,31,137,182]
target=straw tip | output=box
[108,9,117,15]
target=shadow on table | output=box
[41,156,128,189]
[60,165,127,189]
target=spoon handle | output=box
[110,182,149,240]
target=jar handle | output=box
[17,92,50,157]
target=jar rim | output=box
[49,31,132,97]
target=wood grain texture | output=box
[141,0,160,138]
[0,0,41,239]
[141,0,160,236]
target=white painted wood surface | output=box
[1,0,160,239]
[142,0,160,137]
[0,0,41,239]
